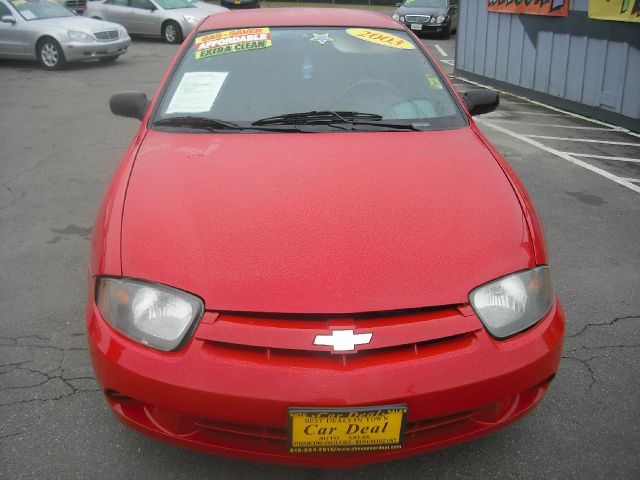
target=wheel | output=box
[162,21,182,44]
[442,24,451,39]
[99,55,119,63]
[37,37,66,70]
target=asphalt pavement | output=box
[1,25,639,480]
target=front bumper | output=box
[402,20,450,35]
[87,293,564,467]
[62,37,130,62]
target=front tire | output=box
[37,37,66,70]
[162,21,182,44]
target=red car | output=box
[87,8,564,467]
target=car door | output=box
[0,1,26,57]
[99,0,132,30]
[127,0,158,36]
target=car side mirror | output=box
[110,92,149,121]
[395,3,402,7]
[1,14,16,24]
[462,89,499,116]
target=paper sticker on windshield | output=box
[426,73,443,89]
[346,29,414,50]
[165,72,228,114]
[195,28,271,59]
[11,0,27,5]
[21,9,35,19]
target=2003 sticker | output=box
[195,28,271,59]
[346,29,415,50]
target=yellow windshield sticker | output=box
[195,28,271,59]
[346,28,415,50]
[12,0,27,5]
[426,73,443,89]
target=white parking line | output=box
[441,59,455,66]
[434,44,448,57]
[524,135,640,147]
[478,119,640,194]
[484,120,617,131]
[565,153,640,163]
[452,75,640,138]
[618,177,640,183]
[482,111,567,117]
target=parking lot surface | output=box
[1,27,639,479]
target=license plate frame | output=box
[288,405,407,453]
[411,23,423,31]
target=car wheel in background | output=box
[37,37,66,70]
[162,21,183,44]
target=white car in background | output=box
[0,0,130,69]
[85,0,209,44]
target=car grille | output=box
[405,15,431,23]
[64,0,86,10]
[93,30,120,42]
[195,305,482,366]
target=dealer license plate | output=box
[288,405,407,453]
[234,0,241,3]
[411,23,423,31]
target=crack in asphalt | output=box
[0,152,57,211]
[0,335,100,407]
[568,314,640,339]
[561,354,604,390]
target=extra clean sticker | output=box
[195,28,271,59]
[346,28,415,50]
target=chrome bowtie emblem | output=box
[313,330,373,352]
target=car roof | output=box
[198,7,403,32]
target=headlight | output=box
[184,15,199,24]
[429,16,436,23]
[436,15,446,24]
[392,13,400,21]
[400,16,405,22]
[68,31,92,42]
[469,267,554,339]
[96,277,204,351]
[118,26,128,38]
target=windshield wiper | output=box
[153,115,303,133]
[153,116,242,131]
[253,111,383,126]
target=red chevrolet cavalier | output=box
[87,8,564,467]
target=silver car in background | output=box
[0,0,130,69]
[185,0,227,15]
[85,0,209,44]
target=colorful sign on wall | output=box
[487,0,569,16]
[588,0,640,23]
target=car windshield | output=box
[403,0,447,8]
[154,0,192,9]
[9,0,74,20]
[154,27,466,133]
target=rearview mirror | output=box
[110,92,149,120]
[462,89,499,116]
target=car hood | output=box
[121,127,534,313]
[395,7,447,16]
[36,16,122,32]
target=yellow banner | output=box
[588,0,640,23]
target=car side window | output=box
[0,2,12,16]
[131,0,154,9]
[106,0,128,6]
